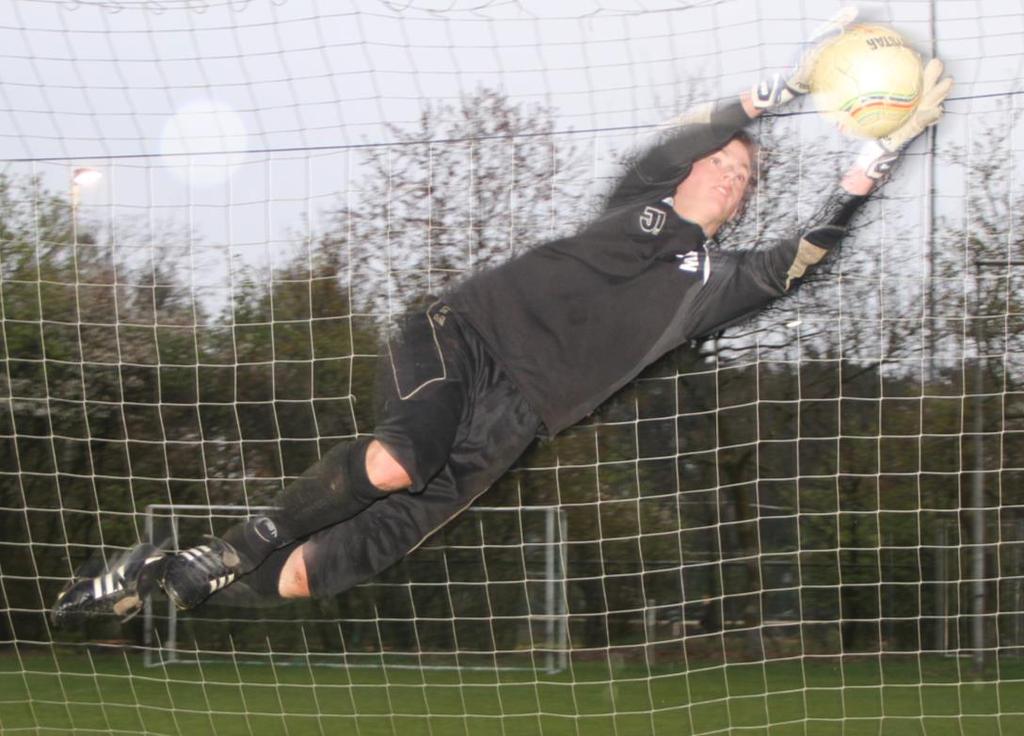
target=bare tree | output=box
[317,87,588,317]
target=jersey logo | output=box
[676,252,700,272]
[639,206,667,235]
[676,248,711,283]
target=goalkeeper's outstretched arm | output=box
[606,8,860,212]
[795,56,955,271]
[684,57,954,340]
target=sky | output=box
[1,0,1022,305]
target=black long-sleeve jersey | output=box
[447,98,845,436]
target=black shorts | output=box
[303,301,542,597]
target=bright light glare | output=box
[160,99,249,188]
[72,167,102,187]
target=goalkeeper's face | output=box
[673,138,753,236]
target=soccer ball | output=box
[809,23,923,139]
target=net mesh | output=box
[2,1,1024,734]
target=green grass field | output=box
[3,649,1024,736]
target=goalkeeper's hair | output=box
[729,129,760,197]
[726,130,760,221]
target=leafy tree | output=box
[0,173,203,642]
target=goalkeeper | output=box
[52,11,954,623]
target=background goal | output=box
[142,504,569,674]
[2,1,1024,735]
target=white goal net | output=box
[2,1,1024,735]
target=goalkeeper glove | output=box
[856,58,955,180]
[752,6,859,111]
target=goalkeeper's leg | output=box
[157,436,420,609]
[274,357,541,600]
[160,476,478,608]
[164,302,478,610]
[51,302,476,622]
[50,302,544,620]
[204,329,541,605]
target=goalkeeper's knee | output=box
[224,436,382,570]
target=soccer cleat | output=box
[160,537,242,611]
[50,543,167,628]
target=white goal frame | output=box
[141,503,570,674]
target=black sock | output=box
[223,436,384,569]
[244,541,299,599]
[202,541,298,608]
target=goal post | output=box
[141,503,569,675]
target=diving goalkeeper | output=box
[52,11,954,624]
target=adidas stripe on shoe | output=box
[160,537,242,611]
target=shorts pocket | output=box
[385,306,448,399]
